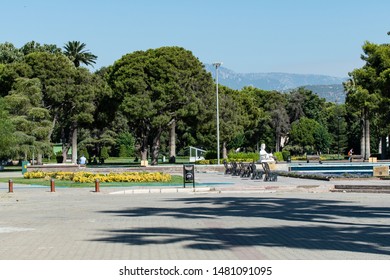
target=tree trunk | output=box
[360,110,371,160]
[37,153,43,165]
[71,124,78,164]
[222,141,228,159]
[140,149,148,161]
[382,136,388,159]
[48,113,58,143]
[360,114,365,158]
[151,138,160,165]
[379,136,386,160]
[364,117,370,160]
[275,133,280,152]
[169,119,176,158]
[151,129,162,165]
[140,135,148,161]
[62,144,71,163]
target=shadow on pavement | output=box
[93,196,390,256]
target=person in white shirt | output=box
[79,155,87,165]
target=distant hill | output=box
[300,84,346,103]
[205,64,347,103]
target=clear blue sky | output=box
[1,0,389,77]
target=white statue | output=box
[259,143,275,162]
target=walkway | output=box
[0,171,389,260]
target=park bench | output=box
[306,155,322,163]
[261,162,278,181]
[239,162,252,178]
[223,160,233,174]
[350,154,364,162]
[232,161,247,176]
[249,162,263,180]
[231,161,241,176]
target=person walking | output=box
[348,148,353,162]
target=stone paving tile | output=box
[1,174,390,260]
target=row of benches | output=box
[223,160,278,181]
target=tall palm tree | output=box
[63,41,97,67]
[63,41,97,164]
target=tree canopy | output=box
[2,38,388,163]
[63,41,97,68]
[109,46,214,164]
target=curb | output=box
[109,186,213,195]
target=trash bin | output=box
[21,161,29,175]
[183,164,195,188]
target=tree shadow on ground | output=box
[93,196,390,256]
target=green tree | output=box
[270,107,290,152]
[109,46,214,165]
[302,89,327,124]
[0,98,16,158]
[325,103,348,155]
[0,59,33,97]
[63,41,97,68]
[217,86,245,158]
[4,78,52,162]
[77,66,120,160]
[23,52,97,163]
[287,88,305,123]
[313,124,332,153]
[116,131,135,157]
[288,117,323,154]
[287,87,327,124]
[0,42,23,64]
[344,40,385,159]
[20,41,61,56]
[245,88,289,152]
[99,146,110,163]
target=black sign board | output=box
[183,164,195,188]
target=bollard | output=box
[8,179,13,193]
[95,179,100,192]
[50,178,55,192]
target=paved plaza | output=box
[0,171,389,260]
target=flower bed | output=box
[24,171,171,183]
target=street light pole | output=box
[337,116,340,160]
[213,62,222,165]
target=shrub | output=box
[100,146,110,160]
[118,144,129,157]
[228,152,259,162]
[273,152,283,162]
[204,151,217,160]
[195,159,211,164]
[282,150,290,161]
[55,151,64,163]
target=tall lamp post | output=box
[213,62,222,165]
[337,116,340,160]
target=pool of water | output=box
[289,162,389,176]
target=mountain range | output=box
[205,64,347,103]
